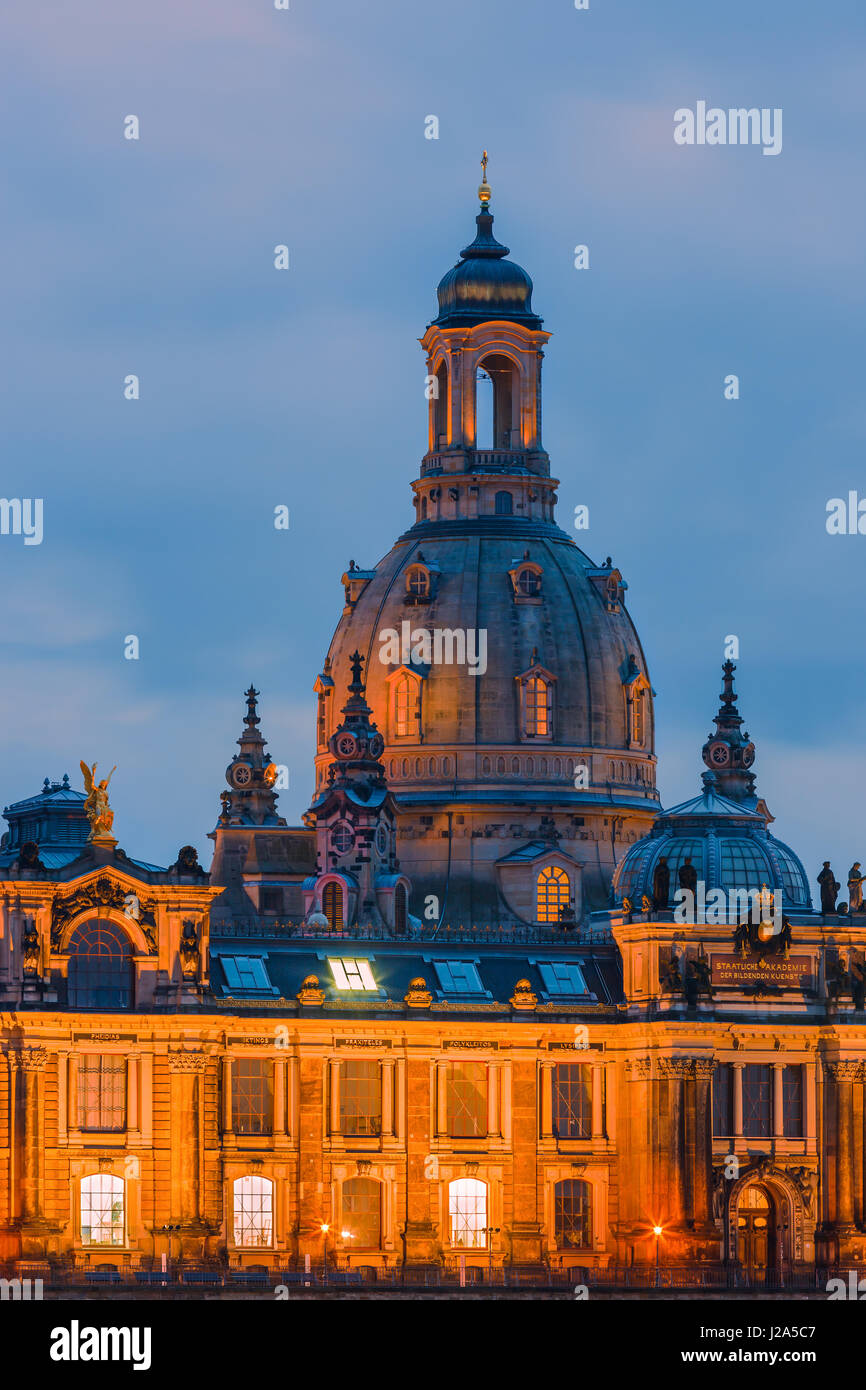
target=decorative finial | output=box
[478,150,491,209]
[244,684,261,728]
[348,650,364,692]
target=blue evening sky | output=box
[2,0,865,895]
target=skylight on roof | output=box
[327,957,377,992]
[537,961,588,997]
[432,960,486,995]
[220,956,273,991]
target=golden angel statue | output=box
[80,761,117,840]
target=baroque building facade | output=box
[0,173,862,1288]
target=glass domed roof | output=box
[612,665,813,913]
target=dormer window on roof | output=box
[327,957,377,992]
[219,955,276,994]
[431,959,488,996]
[537,961,589,997]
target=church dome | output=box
[612,665,813,913]
[312,163,660,921]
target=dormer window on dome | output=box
[516,650,556,741]
[508,554,543,604]
[621,653,650,750]
[404,553,439,604]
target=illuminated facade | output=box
[1,177,863,1289]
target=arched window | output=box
[632,688,646,746]
[406,565,429,599]
[517,567,540,596]
[476,354,516,449]
[80,1173,125,1247]
[392,673,420,739]
[420,495,428,520]
[434,362,448,446]
[323,881,344,930]
[495,490,513,516]
[554,1179,592,1249]
[342,1177,381,1249]
[537,866,570,923]
[394,883,407,935]
[67,920,134,1010]
[524,677,551,737]
[317,693,327,749]
[233,1175,273,1247]
[449,1177,487,1249]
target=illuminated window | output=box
[231,1058,274,1136]
[80,1173,125,1247]
[552,1064,592,1139]
[340,1060,382,1136]
[67,920,134,1010]
[323,881,344,929]
[77,1055,127,1132]
[233,1175,273,1247]
[537,960,588,997]
[524,677,550,737]
[446,1063,487,1138]
[328,957,377,991]
[392,674,420,738]
[554,1179,592,1249]
[342,1177,381,1249]
[449,1178,487,1249]
[406,566,429,598]
[536,866,570,923]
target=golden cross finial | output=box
[478,150,491,208]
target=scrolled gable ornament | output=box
[51,874,158,953]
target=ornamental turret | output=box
[701,660,758,807]
[221,685,286,827]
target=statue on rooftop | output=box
[80,761,116,841]
[652,856,670,911]
[678,856,698,897]
[818,862,840,915]
[848,863,865,913]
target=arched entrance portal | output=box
[736,1184,775,1281]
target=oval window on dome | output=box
[517,567,541,596]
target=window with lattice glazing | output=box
[446,1063,487,1138]
[77,1055,127,1132]
[340,1060,382,1137]
[552,1064,592,1139]
[231,1058,274,1135]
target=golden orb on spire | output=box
[477,149,491,208]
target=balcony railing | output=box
[210,919,613,947]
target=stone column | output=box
[805,1064,817,1141]
[168,1051,205,1229]
[403,1057,439,1265]
[591,1063,604,1140]
[540,1062,554,1140]
[659,1058,687,1226]
[486,1063,499,1139]
[274,1058,287,1136]
[693,1060,716,1229]
[436,1062,448,1138]
[297,1054,328,1264]
[381,1058,395,1138]
[329,1060,341,1138]
[222,1056,233,1136]
[732,1062,744,1138]
[68,1054,80,1131]
[830,1061,859,1230]
[773,1063,785,1140]
[506,1055,543,1265]
[11,1047,48,1228]
[127,1055,139,1135]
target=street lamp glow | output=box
[320,1222,330,1234]
[653,1225,663,1237]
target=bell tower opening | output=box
[475,354,516,450]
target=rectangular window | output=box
[340,1060,382,1137]
[80,1174,125,1247]
[328,957,377,991]
[743,1063,772,1138]
[220,956,273,991]
[231,1058,274,1136]
[712,1063,733,1136]
[552,1064,592,1139]
[260,887,283,914]
[537,961,588,996]
[446,1063,487,1139]
[77,1055,127,1133]
[782,1065,804,1138]
[432,960,485,995]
